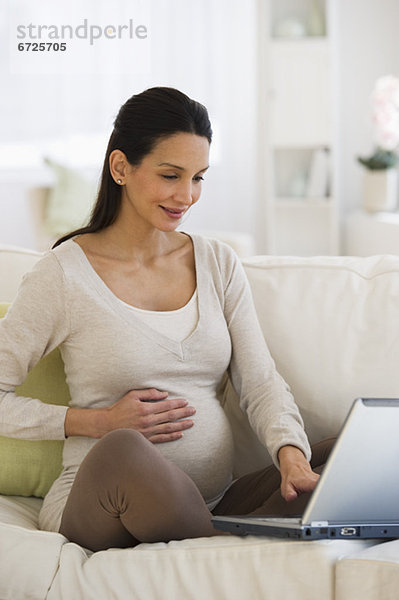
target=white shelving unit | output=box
[258,0,339,255]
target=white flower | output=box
[372,75,399,151]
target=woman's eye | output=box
[161,174,204,182]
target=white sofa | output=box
[1,242,399,600]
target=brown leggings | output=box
[59,429,335,552]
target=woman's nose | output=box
[176,180,194,205]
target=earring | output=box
[117,178,122,184]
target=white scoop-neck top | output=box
[119,289,199,343]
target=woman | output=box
[0,87,330,552]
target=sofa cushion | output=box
[223,255,399,477]
[243,255,399,443]
[46,534,376,600]
[0,304,70,497]
[336,540,399,600]
[0,495,66,600]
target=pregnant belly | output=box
[156,398,235,504]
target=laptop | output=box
[212,398,399,540]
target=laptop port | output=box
[340,527,357,536]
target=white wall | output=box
[0,0,259,251]
[0,0,399,253]
[337,0,399,224]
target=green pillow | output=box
[0,303,71,498]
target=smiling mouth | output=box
[160,206,186,219]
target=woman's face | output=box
[117,132,210,233]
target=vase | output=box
[362,168,398,212]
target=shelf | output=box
[345,211,399,256]
[273,148,332,199]
[270,0,327,39]
[271,38,329,48]
[261,0,338,256]
[275,198,334,207]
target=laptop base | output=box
[212,515,399,540]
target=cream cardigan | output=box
[0,234,310,531]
